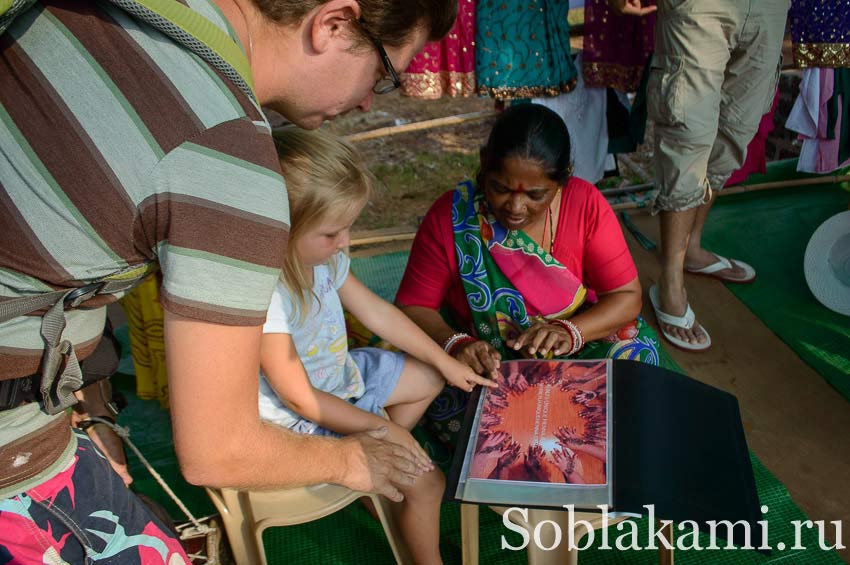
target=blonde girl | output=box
[259,128,495,564]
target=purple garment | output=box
[790,0,850,44]
[790,0,850,67]
[582,0,656,92]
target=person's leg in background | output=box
[650,3,734,347]
[685,1,790,276]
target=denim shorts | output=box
[308,347,405,437]
[0,429,188,564]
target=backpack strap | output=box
[0,263,156,414]
[106,0,256,102]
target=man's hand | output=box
[72,383,133,487]
[339,427,425,502]
[384,422,433,471]
[607,0,657,16]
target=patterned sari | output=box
[400,0,476,98]
[424,182,666,453]
[475,0,577,99]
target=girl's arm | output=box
[339,275,496,390]
[261,332,432,467]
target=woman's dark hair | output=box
[479,103,574,186]
[252,0,457,46]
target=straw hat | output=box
[804,210,850,317]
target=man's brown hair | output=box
[251,0,458,46]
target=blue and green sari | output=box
[424,182,668,452]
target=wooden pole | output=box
[344,110,499,143]
[351,231,416,247]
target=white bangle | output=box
[442,332,472,354]
[549,319,585,356]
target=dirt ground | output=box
[323,89,496,162]
[321,90,660,232]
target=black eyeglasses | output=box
[371,38,401,94]
[355,20,401,95]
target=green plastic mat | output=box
[702,184,850,402]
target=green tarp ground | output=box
[113,242,843,563]
[702,183,850,402]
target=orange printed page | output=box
[468,359,607,485]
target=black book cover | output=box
[445,359,764,550]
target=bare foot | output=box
[657,283,709,346]
[685,249,750,280]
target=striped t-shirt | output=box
[0,0,289,492]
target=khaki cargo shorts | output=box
[649,0,789,213]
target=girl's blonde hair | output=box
[273,128,374,318]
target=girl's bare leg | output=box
[385,356,444,430]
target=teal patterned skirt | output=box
[476,0,577,99]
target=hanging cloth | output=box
[532,53,609,184]
[581,0,656,92]
[790,0,850,68]
[475,0,577,99]
[401,0,476,98]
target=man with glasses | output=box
[0,0,455,560]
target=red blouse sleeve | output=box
[578,180,638,293]
[396,191,458,309]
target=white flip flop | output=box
[685,254,756,284]
[648,284,712,352]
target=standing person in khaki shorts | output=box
[609,0,789,351]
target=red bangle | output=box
[446,336,477,356]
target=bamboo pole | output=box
[600,182,654,197]
[609,174,850,211]
[344,110,499,143]
[351,231,417,247]
[616,154,654,184]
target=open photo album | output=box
[451,358,614,510]
[445,357,768,551]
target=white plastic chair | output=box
[206,483,408,564]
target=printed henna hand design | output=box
[495,440,521,468]
[480,410,502,428]
[551,446,578,476]
[523,444,549,481]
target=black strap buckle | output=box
[64,281,106,308]
[0,374,41,411]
